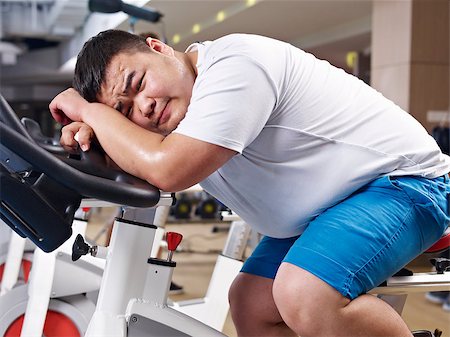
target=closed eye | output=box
[125,106,133,118]
[137,74,144,91]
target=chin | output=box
[157,123,174,136]
[165,116,182,133]
[163,125,176,136]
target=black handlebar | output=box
[0,123,160,207]
[0,95,33,141]
[0,93,163,252]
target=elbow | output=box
[144,171,189,192]
[153,179,177,193]
[139,152,198,192]
[138,153,180,191]
[157,178,193,193]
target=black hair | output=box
[73,29,150,102]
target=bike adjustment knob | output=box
[166,232,183,262]
[72,234,91,261]
[430,257,450,274]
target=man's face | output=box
[97,47,195,136]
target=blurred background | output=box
[1,0,448,139]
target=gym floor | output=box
[87,212,449,337]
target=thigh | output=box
[283,175,449,299]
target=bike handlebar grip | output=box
[166,232,183,251]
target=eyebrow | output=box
[122,71,136,95]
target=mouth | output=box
[157,100,171,126]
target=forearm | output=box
[81,102,166,184]
[49,88,202,190]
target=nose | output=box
[135,95,155,118]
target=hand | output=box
[60,122,94,152]
[49,88,90,125]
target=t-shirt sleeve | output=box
[173,55,277,153]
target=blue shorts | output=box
[241,175,450,299]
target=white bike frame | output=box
[85,192,226,336]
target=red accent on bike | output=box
[22,260,32,283]
[5,311,80,337]
[426,232,450,253]
[82,207,91,212]
[0,259,32,283]
[166,232,183,251]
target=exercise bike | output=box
[1,159,247,335]
[0,94,247,336]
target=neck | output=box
[181,50,198,77]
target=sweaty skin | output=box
[50,38,236,191]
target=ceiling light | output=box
[172,34,181,44]
[216,11,226,22]
[192,24,201,34]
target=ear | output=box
[145,38,175,57]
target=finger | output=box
[49,94,73,125]
[75,126,94,152]
[49,108,65,124]
[61,116,73,125]
[74,131,89,152]
[60,125,79,149]
[62,143,79,153]
[49,105,72,125]
[49,97,64,122]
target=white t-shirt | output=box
[174,34,450,238]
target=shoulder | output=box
[200,34,308,74]
[197,34,294,75]
[200,34,294,61]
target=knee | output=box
[272,278,312,335]
[272,281,321,336]
[228,275,241,310]
[228,273,280,329]
[273,265,342,336]
[228,275,253,319]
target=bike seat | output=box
[0,94,162,252]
